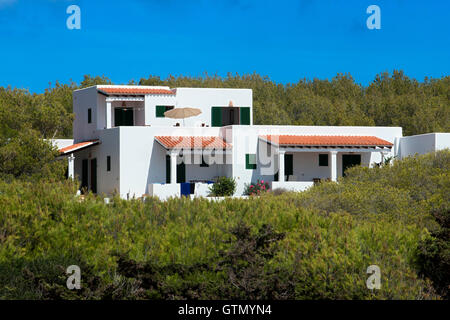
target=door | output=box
[211,107,242,126]
[114,108,134,126]
[166,155,171,183]
[90,158,97,193]
[342,154,361,176]
[177,162,186,183]
[274,154,293,181]
[81,159,88,192]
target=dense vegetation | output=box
[0,150,448,299]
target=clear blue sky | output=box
[0,0,449,92]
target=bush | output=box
[416,205,450,299]
[0,128,66,181]
[0,151,448,299]
[208,176,236,197]
[243,179,270,196]
[270,188,289,196]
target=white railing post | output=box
[330,151,337,182]
[279,149,285,182]
[170,151,177,184]
[68,153,75,179]
[106,101,112,128]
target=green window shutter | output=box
[246,154,257,170]
[211,107,222,127]
[285,154,293,176]
[165,155,171,183]
[156,105,166,118]
[240,107,250,125]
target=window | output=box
[156,105,174,118]
[245,154,257,170]
[319,154,328,166]
[107,156,111,172]
[88,108,92,123]
[211,106,251,127]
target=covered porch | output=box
[98,87,159,128]
[149,136,232,199]
[260,135,393,192]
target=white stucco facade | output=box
[58,85,449,200]
[397,133,450,159]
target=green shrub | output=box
[208,176,236,197]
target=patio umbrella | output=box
[164,107,202,126]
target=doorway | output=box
[177,162,186,183]
[342,154,361,176]
[81,159,88,192]
[114,108,134,126]
[90,158,97,193]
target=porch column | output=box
[330,151,338,182]
[106,101,112,129]
[278,149,285,182]
[68,153,75,179]
[170,151,177,184]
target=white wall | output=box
[436,133,450,151]
[271,181,314,192]
[50,139,74,150]
[398,133,450,159]
[144,94,177,126]
[73,86,100,142]
[97,128,121,195]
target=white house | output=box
[57,85,449,200]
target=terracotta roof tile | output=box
[261,135,393,147]
[155,136,231,150]
[59,140,99,154]
[98,87,174,95]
